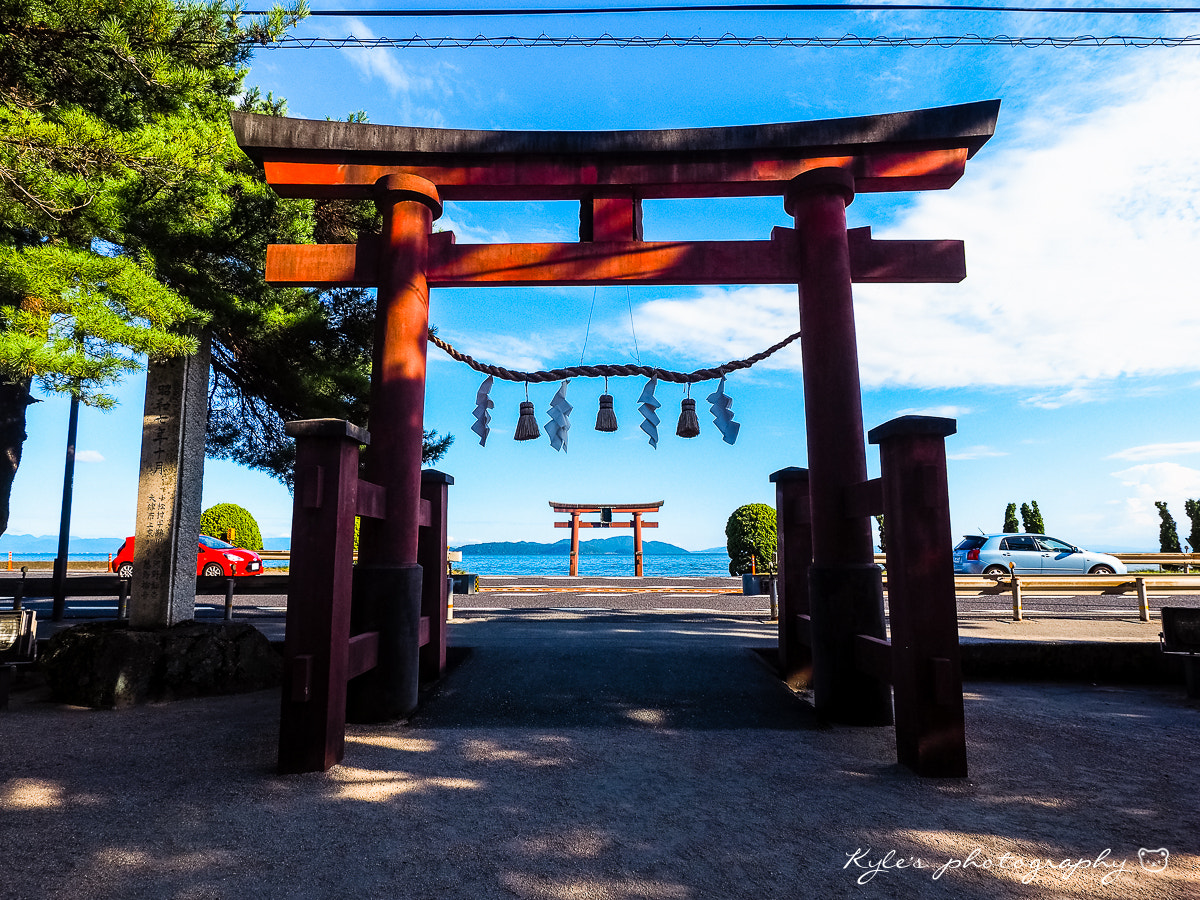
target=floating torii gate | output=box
[233,100,999,776]
[550,501,663,576]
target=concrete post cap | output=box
[769,466,811,483]
[784,167,856,214]
[284,418,372,444]
[374,173,443,219]
[867,415,957,444]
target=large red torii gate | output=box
[550,501,664,576]
[233,101,999,775]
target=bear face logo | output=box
[1137,848,1169,872]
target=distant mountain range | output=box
[0,534,294,553]
[0,533,720,556]
[0,534,125,553]
[452,537,720,556]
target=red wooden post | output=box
[869,415,967,777]
[570,512,581,577]
[350,173,442,722]
[279,419,369,774]
[419,469,453,681]
[770,467,812,686]
[785,168,891,726]
[633,512,644,577]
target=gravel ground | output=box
[2,610,1197,900]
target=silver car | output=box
[953,533,1127,576]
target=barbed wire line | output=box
[265,32,1200,48]
[427,328,802,383]
[246,4,1200,16]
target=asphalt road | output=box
[9,572,1199,630]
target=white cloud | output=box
[947,445,1007,461]
[313,19,453,126]
[618,285,800,370]
[858,54,1200,391]
[438,210,510,246]
[895,405,971,418]
[448,332,559,373]
[75,450,104,463]
[1109,441,1200,462]
[1110,462,1200,538]
[605,55,1200,398]
[337,20,414,95]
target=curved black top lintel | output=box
[232,99,1000,164]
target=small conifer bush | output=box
[200,503,263,551]
[725,503,777,576]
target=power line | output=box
[263,32,1200,47]
[245,4,1200,15]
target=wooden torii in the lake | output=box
[550,501,663,576]
[233,99,999,778]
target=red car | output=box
[111,535,264,578]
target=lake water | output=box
[8,551,733,577]
[457,553,731,578]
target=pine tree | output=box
[1003,502,1019,533]
[0,0,307,534]
[1156,501,1181,553]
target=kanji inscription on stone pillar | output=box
[128,335,211,629]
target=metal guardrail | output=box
[874,552,1199,570]
[944,574,1200,622]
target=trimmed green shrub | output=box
[725,503,777,576]
[199,503,263,551]
[1002,503,1019,534]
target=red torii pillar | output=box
[786,168,891,726]
[347,174,443,722]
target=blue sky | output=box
[9,3,1200,553]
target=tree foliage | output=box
[0,0,306,399]
[199,502,263,551]
[0,2,451,538]
[725,503,776,576]
[874,514,886,554]
[1019,501,1045,535]
[1156,501,1181,554]
[0,0,306,535]
[194,103,452,483]
[1002,502,1019,534]
[1185,499,1200,554]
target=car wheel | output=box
[117,562,134,579]
[202,563,225,577]
[982,565,1008,576]
[1089,565,1115,575]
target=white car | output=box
[953,533,1126,576]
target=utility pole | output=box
[51,392,80,621]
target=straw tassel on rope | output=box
[595,377,618,432]
[514,384,540,441]
[675,387,700,438]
